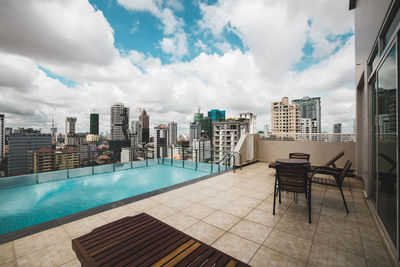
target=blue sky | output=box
[0,0,356,134]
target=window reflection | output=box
[376,45,397,245]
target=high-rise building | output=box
[189,122,201,144]
[271,97,300,133]
[192,138,212,162]
[193,110,212,138]
[139,109,150,143]
[5,127,12,145]
[292,96,321,133]
[111,104,130,141]
[208,109,226,121]
[333,123,342,133]
[65,117,77,135]
[56,150,80,170]
[239,112,257,134]
[333,123,342,142]
[130,120,142,148]
[213,121,248,161]
[121,147,135,162]
[0,114,4,161]
[154,125,168,158]
[167,121,177,146]
[90,113,99,135]
[300,118,318,134]
[50,116,57,145]
[8,131,52,175]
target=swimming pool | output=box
[0,160,220,235]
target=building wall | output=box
[271,97,300,133]
[354,0,393,187]
[90,113,99,135]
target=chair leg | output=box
[278,182,282,203]
[308,183,312,224]
[273,177,277,215]
[339,186,349,214]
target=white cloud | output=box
[117,0,162,15]
[160,32,188,58]
[0,0,117,66]
[0,0,356,135]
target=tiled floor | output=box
[0,162,395,266]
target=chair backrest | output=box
[289,153,310,161]
[276,163,310,193]
[325,151,345,168]
[336,160,352,185]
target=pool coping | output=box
[0,168,232,245]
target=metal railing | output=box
[260,133,357,142]
[217,151,242,173]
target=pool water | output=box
[0,164,217,235]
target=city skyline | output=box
[0,0,355,134]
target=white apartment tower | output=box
[239,112,257,134]
[189,122,201,145]
[193,138,211,162]
[111,104,130,141]
[154,125,168,158]
[0,114,4,161]
[271,97,300,133]
[168,121,177,146]
[213,121,248,162]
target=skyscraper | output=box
[130,120,142,148]
[193,110,212,138]
[90,112,99,135]
[50,116,57,145]
[167,121,177,146]
[139,109,150,143]
[208,109,225,121]
[65,117,77,135]
[154,125,168,158]
[333,123,342,142]
[189,122,201,144]
[0,114,4,161]
[271,97,300,133]
[111,104,130,141]
[292,96,321,133]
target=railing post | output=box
[171,147,173,166]
[195,149,198,170]
[211,164,213,173]
[146,148,148,167]
[182,148,185,168]
[113,163,115,172]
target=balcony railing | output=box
[260,133,357,142]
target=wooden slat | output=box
[72,213,251,267]
[87,218,159,253]
[163,242,201,267]
[97,226,175,266]
[225,259,238,267]
[174,243,209,267]
[93,224,169,264]
[151,239,196,267]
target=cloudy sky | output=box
[0,0,355,135]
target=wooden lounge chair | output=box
[273,162,315,223]
[72,212,250,267]
[312,160,352,213]
[309,151,345,171]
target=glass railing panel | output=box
[114,162,132,171]
[69,167,93,178]
[37,170,68,183]
[172,159,184,168]
[183,161,196,170]
[163,158,172,165]
[93,164,114,174]
[132,160,146,168]
[0,173,37,188]
[147,159,158,166]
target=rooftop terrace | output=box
[0,162,393,266]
